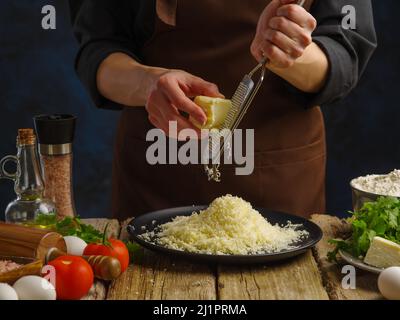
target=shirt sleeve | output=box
[72,0,141,110]
[306,0,377,107]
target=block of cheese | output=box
[190,96,232,129]
[364,236,400,269]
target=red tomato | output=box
[47,256,94,300]
[83,239,129,272]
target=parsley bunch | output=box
[328,196,400,261]
[34,214,105,243]
[55,216,105,243]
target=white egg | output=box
[0,283,19,300]
[378,267,400,300]
[13,276,56,300]
[64,236,87,256]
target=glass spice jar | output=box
[34,115,77,218]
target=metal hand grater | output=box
[204,58,267,182]
[204,0,306,182]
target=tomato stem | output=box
[102,223,110,244]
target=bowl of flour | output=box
[350,169,400,210]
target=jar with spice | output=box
[34,115,77,218]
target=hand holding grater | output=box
[204,0,306,182]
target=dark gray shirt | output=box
[71,0,377,110]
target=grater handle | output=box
[248,57,268,78]
[231,59,267,132]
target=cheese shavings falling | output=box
[140,195,308,255]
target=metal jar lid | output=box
[38,143,73,156]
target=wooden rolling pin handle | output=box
[47,248,122,281]
[0,222,66,261]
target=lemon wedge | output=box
[190,96,232,129]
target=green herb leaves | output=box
[124,240,144,263]
[55,216,105,244]
[33,214,105,244]
[328,197,400,261]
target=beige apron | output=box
[111,0,326,219]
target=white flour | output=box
[352,169,400,196]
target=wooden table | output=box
[82,214,383,300]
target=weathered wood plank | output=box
[311,214,382,300]
[218,251,329,300]
[106,218,217,300]
[81,218,121,300]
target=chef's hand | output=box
[146,70,223,138]
[251,0,317,68]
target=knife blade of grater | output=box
[222,75,254,130]
[208,73,256,165]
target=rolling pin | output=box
[46,248,122,281]
[0,223,122,280]
[0,222,67,261]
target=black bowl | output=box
[127,206,323,265]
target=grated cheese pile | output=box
[140,195,308,255]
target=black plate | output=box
[127,206,323,265]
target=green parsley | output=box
[328,196,400,262]
[33,214,106,244]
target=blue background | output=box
[0,1,398,219]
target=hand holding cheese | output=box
[190,96,232,129]
[146,70,224,137]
